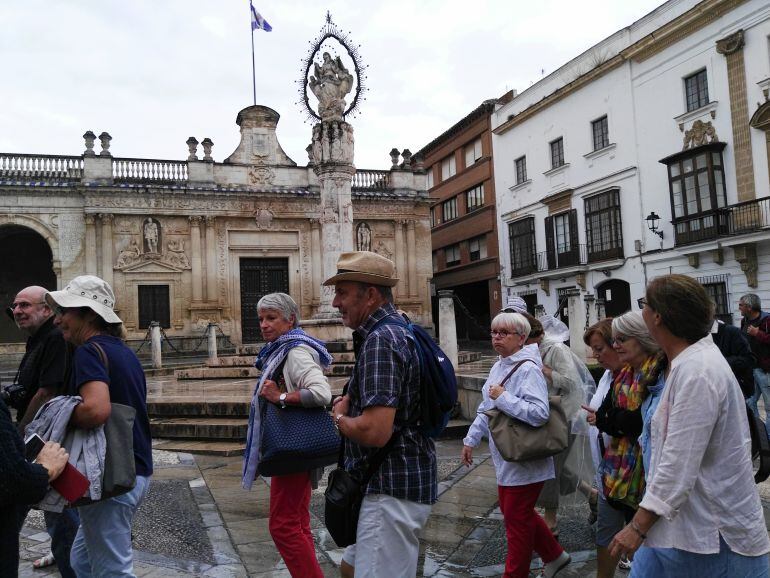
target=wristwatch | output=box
[334,414,344,432]
[279,393,287,409]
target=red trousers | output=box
[498,482,564,578]
[269,471,324,578]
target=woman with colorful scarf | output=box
[588,311,665,578]
[241,292,333,578]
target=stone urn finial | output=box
[98,132,112,157]
[83,131,96,157]
[389,148,400,168]
[186,137,199,161]
[401,148,412,169]
[412,152,424,171]
[201,138,214,161]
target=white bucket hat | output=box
[45,275,122,324]
[502,295,528,314]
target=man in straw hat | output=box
[326,251,436,578]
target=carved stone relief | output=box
[248,166,275,185]
[58,213,85,268]
[254,208,274,230]
[682,120,719,150]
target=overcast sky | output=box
[1,1,664,170]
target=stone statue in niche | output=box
[116,238,141,268]
[682,120,719,150]
[143,217,161,254]
[356,222,372,252]
[308,52,354,122]
[166,239,191,269]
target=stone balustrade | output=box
[352,169,390,190]
[113,157,189,184]
[0,153,83,180]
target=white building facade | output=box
[493,0,770,340]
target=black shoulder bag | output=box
[324,430,400,548]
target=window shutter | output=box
[567,209,579,264]
[545,216,555,270]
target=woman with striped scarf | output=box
[242,292,333,578]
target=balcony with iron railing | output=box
[673,196,770,246]
[510,241,624,279]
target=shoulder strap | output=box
[360,431,401,486]
[500,358,534,386]
[89,341,109,373]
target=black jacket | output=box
[0,399,49,578]
[712,320,756,398]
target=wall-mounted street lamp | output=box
[645,211,664,239]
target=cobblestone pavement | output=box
[19,439,770,577]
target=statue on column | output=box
[309,52,354,122]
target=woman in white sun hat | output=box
[45,275,152,578]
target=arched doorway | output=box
[596,279,632,319]
[0,225,56,343]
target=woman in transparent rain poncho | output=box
[504,297,597,537]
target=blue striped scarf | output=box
[242,328,333,489]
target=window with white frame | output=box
[466,184,484,212]
[441,155,456,180]
[445,244,461,267]
[550,137,565,169]
[465,138,483,167]
[554,212,571,254]
[426,167,434,189]
[592,116,609,151]
[468,235,487,261]
[515,156,527,184]
[442,197,458,221]
[684,69,709,112]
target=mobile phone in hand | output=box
[24,433,45,462]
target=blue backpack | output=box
[372,315,458,437]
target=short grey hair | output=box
[491,312,531,338]
[612,311,659,354]
[740,293,761,312]
[257,292,300,328]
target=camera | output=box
[0,383,30,409]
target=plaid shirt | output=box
[343,303,437,505]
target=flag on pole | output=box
[251,4,272,32]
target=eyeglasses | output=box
[490,329,520,337]
[613,335,630,344]
[10,301,45,311]
[637,297,648,309]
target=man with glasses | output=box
[9,285,77,578]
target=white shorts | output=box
[342,493,432,578]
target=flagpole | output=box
[250,1,256,106]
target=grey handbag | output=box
[484,359,569,462]
[72,343,137,505]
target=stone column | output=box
[85,214,97,275]
[716,30,755,202]
[205,216,217,303]
[150,322,162,369]
[566,288,586,360]
[99,213,114,287]
[406,220,417,298]
[207,323,218,363]
[189,216,203,302]
[438,290,459,369]
[394,220,406,298]
[311,121,356,318]
[310,219,322,302]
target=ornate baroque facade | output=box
[0,105,432,344]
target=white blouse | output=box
[463,344,555,487]
[639,337,770,556]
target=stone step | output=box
[150,417,248,440]
[205,350,356,367]
[153,439,246,457]
[458,351,482,364]
[177,363,354,380]
[438,418,472,440]
[148,399,250,418]
[238,339,353,355]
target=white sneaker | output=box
[618,555,632,571]
[543,551,571,577]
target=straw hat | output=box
[45,275,122,324]
[322,251,399,287]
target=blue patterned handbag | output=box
[257,397,340,476]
